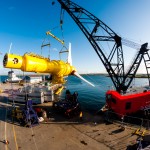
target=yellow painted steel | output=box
[133,128,146,137]
[3,53,23,69]
[3,53,76,84]
[46,31,64,45]
[55,86,64,95]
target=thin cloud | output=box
[52,48,58,51]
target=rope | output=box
[23,72,39,150]
[30,127,39,150]
[9,69,16,109]
[4,95,9,149]
[59,45,68,61]
[41,25,63,57]
[41,36,51,58]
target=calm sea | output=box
[0,74,149,112]
[62,74,149,112]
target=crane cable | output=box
[41,36,51,58]
[122,37,150,50]
[41,25,63,59]
[60,6,65,44]
[59,6,71,61]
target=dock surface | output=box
[0,83,149,150]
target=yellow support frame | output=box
[46,31,64,45]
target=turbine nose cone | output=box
[71,70,76,75]
[3,53,23,69]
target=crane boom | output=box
[57,0,125,92]
[122,43,149,91]
[57,0,149,92]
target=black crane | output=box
[56,0,149,93]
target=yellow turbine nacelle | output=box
[3,53,76,84]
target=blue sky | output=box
[0,0,150,75]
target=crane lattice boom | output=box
[57,0,149,93]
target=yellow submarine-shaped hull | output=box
[3,53,76,84]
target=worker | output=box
[72,92,78,104]
[65,90,72,102]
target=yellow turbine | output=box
[3,53,76,84]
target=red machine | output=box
[106,90,150,116]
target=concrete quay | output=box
[0,83,148,150]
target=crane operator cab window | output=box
[107,94,111,100]
[106,94,117,108]
[125,102,131,110]
[106,94,116,104]
[111,98,116,104]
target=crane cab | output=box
[106,90,150,117]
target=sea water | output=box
[63,74,150,112]
[0,74,149,112]
[0,75,8,83]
